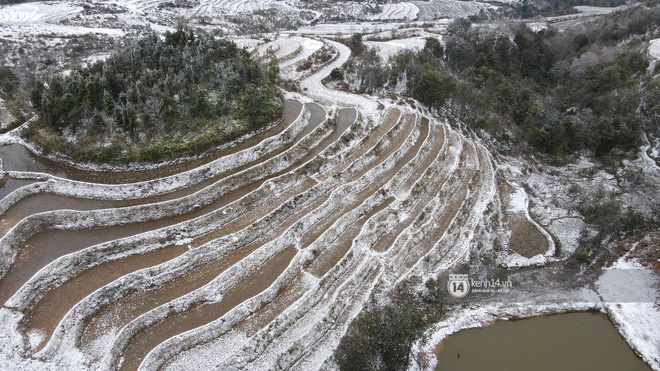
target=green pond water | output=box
[436,312,650,371]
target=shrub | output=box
[336,303,426,371]
[0,66,19,97]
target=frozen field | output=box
[365,36,430,60]
[0,2,81,24]
[192,0,279,16]
[371,2,419,20]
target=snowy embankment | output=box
[0,1,124,39]
[209,117,490,370]
[0,2,81,24]
[34,105,401,369]
[45,106,402,370]
[2,104,331,308]
[413,0,486,21]
[141,112,422,370]
[191,0,276,16]
[279,37,324,70]
[2,106,337,368]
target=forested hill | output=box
[334,5,660,162]
[25,27,282,164]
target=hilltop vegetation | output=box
[337,5,660,163]
[24,26,282,164]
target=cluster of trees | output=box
[571,192,659,265]
[0,66,19,97]
[339,5,660,160]
[335,280,446,371]
[0,65,31,133]
[27,25,282,163]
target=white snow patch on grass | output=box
[649,38,660,74]
[365,36,429,60]
[547,217,584,255]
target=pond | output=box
[435,312,650,371]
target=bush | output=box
[0,66,19,97]
[329,67,344,81]
[412,71,456,110]
[335,303,426,371]
[572,194,660,265]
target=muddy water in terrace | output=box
[435,312,651,371]
[84,108,401,367]
[67,179,313,343]
[402,139,477,269]
[372,119,445,253]
[26,180,315,352]
[0,104,333,304]
[26,244,188,351]
[319,108,401,181]
[0,100,303,183]
[80,242,264,350]
[0,101,310,230]
[75,108,355,352]
[10,107,351,356]
[0,178,41,200]
[79,179,322,351]
[118,246,298,371]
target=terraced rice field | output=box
[413,0,486,20]
[192,0,275,16]
[372,3,419,20]
[0,3,82,24]
[0,36,540,370]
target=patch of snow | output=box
[27,329,46,350]
[547,217,584,255]
[365,36,429,60]
[649,39,660,74]
[608,303,660,370]
[573,5,627,15]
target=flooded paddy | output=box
[0,177,40,200]
[117,246,298,371]
[435,312,651,371]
